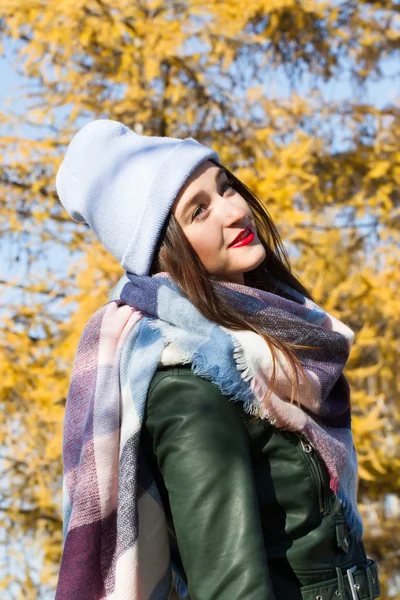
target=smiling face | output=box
[172,161,266,284]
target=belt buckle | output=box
[346,565,359,600]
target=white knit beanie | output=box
[56,119,219,275]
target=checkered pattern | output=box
[56,274,362,599]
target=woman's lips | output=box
[228,226,255,248]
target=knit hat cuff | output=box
[121,138,219,275]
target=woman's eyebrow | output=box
[181,167,226,220]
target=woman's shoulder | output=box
[149,364,221,401]
[147,365,245,422]
[149,364,194,393]
[145,365,252,456]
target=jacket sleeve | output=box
[145,369,275,600]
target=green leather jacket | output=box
[142,366,380,600]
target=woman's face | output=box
[172,161,266,284]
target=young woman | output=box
[55,119,380,600]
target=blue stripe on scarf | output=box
[120,318,165,420]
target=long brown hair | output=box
[149,163,313,404]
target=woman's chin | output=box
[239,245,266,273]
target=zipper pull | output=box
[300,438,313,453]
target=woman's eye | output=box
[192,205,206,220]
[221,179,234,195]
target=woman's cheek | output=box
[197,236,222,269]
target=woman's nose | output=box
[222,198,247,225]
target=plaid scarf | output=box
[56,273,362,600]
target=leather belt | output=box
[336,560,380,600]
[276,559,380,600]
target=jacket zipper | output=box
[299,438,325,514]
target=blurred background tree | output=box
[0,0,399,597]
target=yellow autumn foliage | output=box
[0,0,399,597]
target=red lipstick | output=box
[228,226,255,248]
